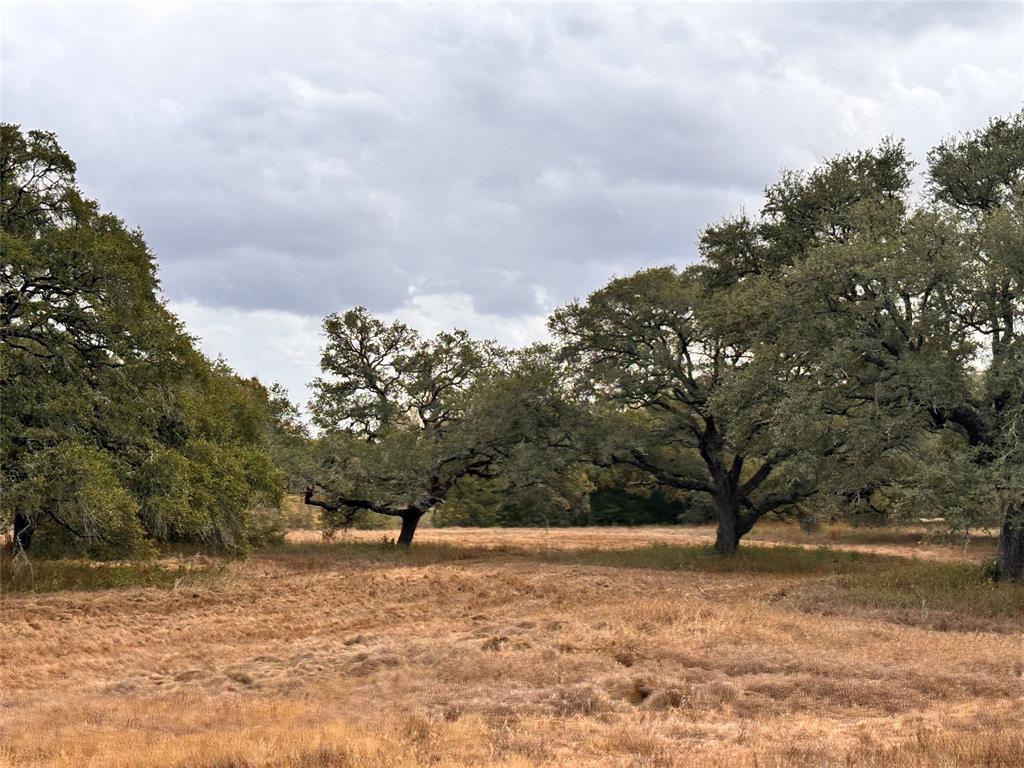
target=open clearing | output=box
[2,525,1023,767]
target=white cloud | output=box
[169,301,323,408]
[171,291,551,413]
[4,2,1022,409]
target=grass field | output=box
[1,524,1022,767]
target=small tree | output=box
[306,308,580,545]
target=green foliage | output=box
[307,309,585,542]
[724,111,1024,569]
[1,124,289,558]
[928,111,1024,212]
[262,382,315,493]
[433,482,704,527]
[433,468,593,527]
[0,549,219,593]
[10,444,150,559]
[550,263,822,553]
[590,487,714,526]
[544,110,1024,571]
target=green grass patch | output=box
[539,542,891,575]
[1,554,218,594]
[265,537,1023,627]
[832,560,1024,619]
[748,520,1000,548]
[13,535,1021,629]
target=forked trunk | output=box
[714,496,742,556]
[996,506,1024,584]
[397,510,423,547]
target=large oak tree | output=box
[731,111,1024,581]
[550,142,912,554]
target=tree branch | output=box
[303,485,403,517]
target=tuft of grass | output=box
[0,553,218,593]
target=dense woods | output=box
[3,110,1022,581]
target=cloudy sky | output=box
[3,2,1022,409]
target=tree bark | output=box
[996,506,1024,584]
[397,510,423,547]
[714,495,741,555]
[12,512,33,553]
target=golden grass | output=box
[2,526,1022,767]
[289,520,1000,563]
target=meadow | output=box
[2,523,1022,767]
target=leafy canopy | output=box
[307,308,584,542]
[2,124,287,557]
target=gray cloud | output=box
[3,2,1022,404]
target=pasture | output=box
[2,524,1022,767]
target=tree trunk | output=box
[714,495,741,555]
[996,506,1024,584]
[13,512,33,553]
[397,510,423,547]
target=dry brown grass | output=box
[2,526,1022,767]
[290,520,1000,563]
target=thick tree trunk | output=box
[714,496,742,555]
[12,512,33,553]
[996,507,1024,584]
[397,510,423,547]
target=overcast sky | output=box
[3,2,1022,409]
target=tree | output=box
[241,378,314,494]
[928,111,1024,582]
[551,268,812,554]
[734,111,1024,581]
[550,141,918,554]
[2,124,286,557]
[305,308,581,545]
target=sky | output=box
[3,2,1023,411]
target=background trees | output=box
[2,124,287,557]
[548,114,1024,573]
[927,112,1024,582]
[546,144,912,553]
